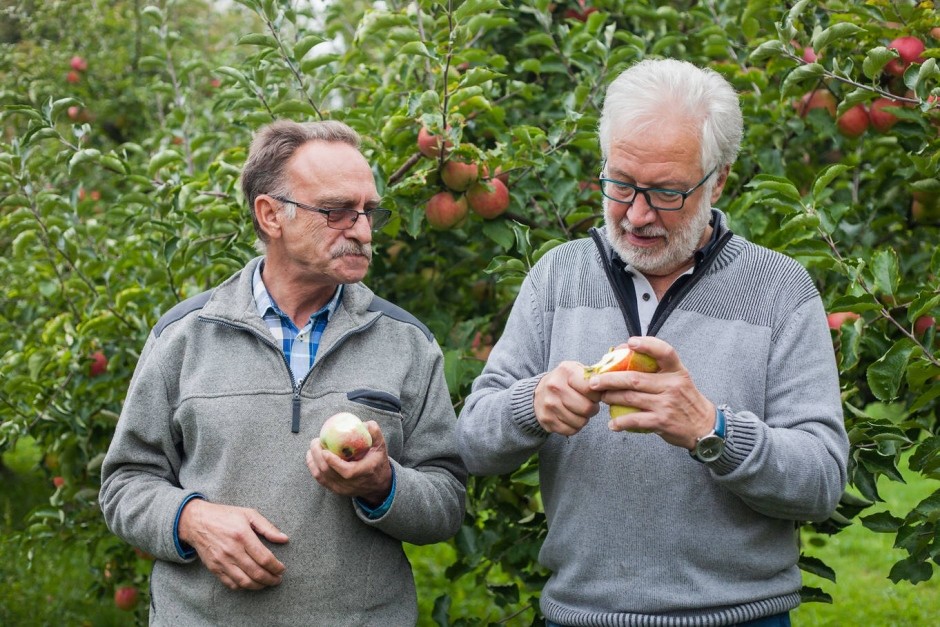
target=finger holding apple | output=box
[307,416,392,506]
[586,336,716,450]
[533,361,602,436]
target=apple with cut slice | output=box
[583,347,659,424]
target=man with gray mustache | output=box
[100,119,466,626]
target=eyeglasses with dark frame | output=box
[598,167,717,211]
[271,195,392,231]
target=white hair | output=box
[598,58,743,173]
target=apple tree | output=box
[1,0,938,624]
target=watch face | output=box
[695,435,724,462]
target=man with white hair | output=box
[100,119,466,625]
[457,59,848,626]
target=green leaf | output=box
[812,164,852,200]
[781,63,825,98]
[812,23,865,52]
[748,40,787,63]
[798,554,836,582]
[68,149,101,172]
[237,33,278,48]
[454,0,503,23]
[888,556,934,584]
[860,511,904,532]
[293,34,325,60]
[398,41,433,59]
[870,248,899,297]
[866,339,915,401]
[271,100,318,117]
[799,586,832,604]
[147,149,184,177]
[459,67,504,89]
[862,46,897,79]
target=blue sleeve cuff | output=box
[355,465,396,519]
[173,493,205,558]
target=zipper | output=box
[590,228,733,338]
[590,229,639,337]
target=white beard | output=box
[603,194,713,276]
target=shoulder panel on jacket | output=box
[154,290,214,338]
[367,296,433,341]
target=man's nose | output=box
[346,212,373,243]
[626,192,658,226]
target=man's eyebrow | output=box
[314,194,382,208]
[607,167,688,189]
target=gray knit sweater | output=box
[457,212,848,626]
[99,257,466,626]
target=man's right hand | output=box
[534,361,601,435]
[178,499,289,590]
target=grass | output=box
[793,461,940,626]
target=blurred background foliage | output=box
[1,0,938,624]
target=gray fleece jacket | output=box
[457,212,848,626]
[99,257,466,626]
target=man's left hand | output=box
[306,421,392,506]
[586,336,715,450]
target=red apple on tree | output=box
[826,312,860,330]
[319,412,372,462]
[52,476,65,488]
[467,178,510,219]
[66,70,81,84]
[69,55,88,72]
[67,106,82,121]
[795,89,836,118]
[425,191,468,229]
[801,46,819,63]
[837,104,869,138]
[914,315,937,336]
[440,159,479,192]
[869,97,900,133]
[114,586,139,611]
[885,36,925,76]
[88,351,108,377]
[417,126,452,158]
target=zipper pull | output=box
[292,391,301,433]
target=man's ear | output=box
[255,195,282,241]
[710,165,732,204]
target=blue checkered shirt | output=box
[252,262,343,384]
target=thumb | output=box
[365,420,385,450]
[248,511,289,544]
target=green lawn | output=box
[793,465,940,626]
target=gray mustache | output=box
[331,242,373,261]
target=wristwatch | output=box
[691,407,726,463]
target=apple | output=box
[417,126,452,158]
[467,178,510,219]
[885,36,925,76]
[932,27,940,41]
[114,586,139,611]
[88,351,108,377]
[440,159,479,192]
[67,106,82,121]
[583,347,659,424]
[425,191,468,229]
[795,89,836,118]
[319,412,372,462]
[827,312,860,330]
[914,315,937,336]
[869,97,900,132]
[801,46,819,63]
[69,55,88,72]
[209,78,222,88]
[66,70,81,84]
[470,331,493,361]
[837,104,869,138]
[563,5,597,21]
[52,476,65,488]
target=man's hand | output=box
[306,421,393,507]
[586,336,715,449]
[177,499,288,590]
[534,361,602,435]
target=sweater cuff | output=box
[710,408,758,475]
[174,492,205,559]
[355,464,396,519]
[510,375,548,436]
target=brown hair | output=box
[241,119,362,242]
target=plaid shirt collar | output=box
[252,260,343,327]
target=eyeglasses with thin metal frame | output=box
[271,195,392,231]
[598,167,717,211]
